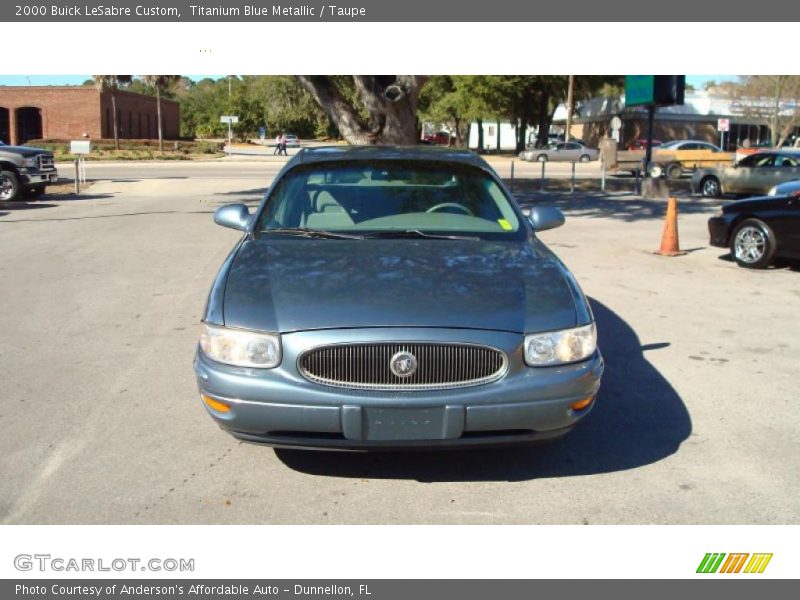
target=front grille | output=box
[38,154,55,171]
[299,343,507,390]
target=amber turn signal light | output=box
[570,396,594,412]
[201,394,231,413]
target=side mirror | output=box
[214,203,251,231]
[527,206,565,231]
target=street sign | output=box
[625,76,655,107]
[70,140,91,155]
[220,115,239,124]
[625,76,686,108]
[717,118,730,132]
[610,116,622,131]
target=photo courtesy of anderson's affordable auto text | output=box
[1,0,799,595]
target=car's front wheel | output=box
[701,176,721,198]
[579,154,591,163]
[0,170,20,201]
[731,218,776,269]
[666,163,683,180]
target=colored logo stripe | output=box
[697,553,726,573]
[744,553,773,574]
[697,553,772,574]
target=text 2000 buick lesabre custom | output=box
[194,146,603,450]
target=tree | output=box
[140,75,180,151]
[728,76,800,147]
[92,75,132,149]
[296,76,427,145]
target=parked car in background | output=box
[519,142,599,163]
[196,145,603,450]
[284,134,300,148]
[658,140,722,152]
[692,150,800,198]
[423,131,454,146]
[627,139,663,151]
[708,188,800,268]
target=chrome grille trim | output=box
[38,154,55,170]
[298,342,508,390]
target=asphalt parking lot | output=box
[0,159,798,524]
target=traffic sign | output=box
[717,118,730,132]
[220,115,239,124]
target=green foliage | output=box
[176,76,331,140]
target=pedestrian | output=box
[278,132,288,156]
[273,133,281,155]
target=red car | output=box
[423,132,454,146]
[627,139,663,151]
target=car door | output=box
[773,154,800,187]
[728,153,775,195]
[765,194,800,257]
[552,143,569,161]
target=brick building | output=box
[0,86,180,145]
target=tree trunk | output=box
[156,83,164,152]
[496,121,501,152]
[112,92,119,150]
[296,76,425,145]
[517,120,528,153]
[535,93,551,148]
[477,118,484,152]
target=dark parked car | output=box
[708,188,800,268]
[195,146,603,450]
[626,139,663,151]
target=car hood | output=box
[222,238,578,334]
[0,145,51,157]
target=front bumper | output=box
[708,215,734,248]
[19,168,58,186]
[194,327,604,450]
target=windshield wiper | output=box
[264,227,365,240]
[363,229,479,241]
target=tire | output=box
[0,170,20,202]
[579,154,591,163]
[666,163,683,180]
[648,164,664,178]
[701,176,721,198]
[23,185,46,199]
[730,218,776,269]
[537,154,548,163]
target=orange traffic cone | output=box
[655,197,687,256]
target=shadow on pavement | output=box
[275,298,692,482]
[515,194,718,223]
[0,202,58,212]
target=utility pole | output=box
[565,75,575,143]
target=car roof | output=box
[288,145,492,170]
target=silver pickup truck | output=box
[0,142,59,201]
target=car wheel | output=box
[537,154,548,163]
[666,163,683,180]
[0,170,21,201]
[579,154,591,163]
[648,164,664,178]
[701,176,721,198]
[730,218,776,269]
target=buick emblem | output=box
[390,351,418,378]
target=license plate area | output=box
[363,407,445,441]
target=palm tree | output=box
[92,75,132,149]
[141,75,180,152]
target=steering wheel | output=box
[425,202,473,216]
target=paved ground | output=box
[0,161,798,524]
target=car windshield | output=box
[256,160,524,240]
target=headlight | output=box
[199,323,281,368]
[22,157,38,168]
[524,323,596,366]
